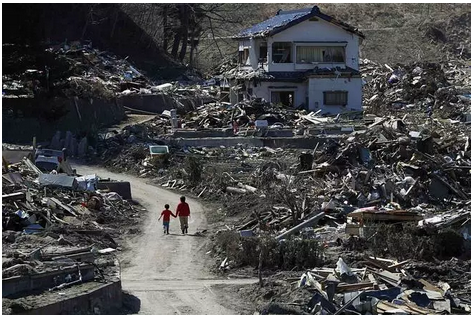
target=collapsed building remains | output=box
[2,153,145,314]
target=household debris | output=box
[3,41,150,99]
[361,59,471,122]
[6,51,470,314]
[249,256,471,315]
[86,55,471,315]
[2,155,146,307]
[2,41,209,101]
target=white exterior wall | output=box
[266,18,359,72]
[235,15,362,111]
[251,82,308,107]
[239,19,360,72]
[308,77,362,114]
[239,39,265,70]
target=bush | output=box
[365,223,464,261]
[214,231,324,270]
[150,154,170,169]
[130,146,147,161]
[183,156,202,186]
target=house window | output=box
[272,42,292,63]
[324,91,348,106]
[296,46,345,63]
[271,91,294,107]
[239,48,249,65]
[259,42,267,63]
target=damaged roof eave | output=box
[233,7,365,40]
[231,34,268,40]
[314,11,365,39]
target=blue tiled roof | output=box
[233,6,364,39]
[235,8,313,39]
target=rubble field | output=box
[2,154,146,314]
[3,52,471,314]
[75,57,471,315]
[2,41,205,101]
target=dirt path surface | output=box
[72,163,257,315]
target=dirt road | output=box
[73,163,257,315]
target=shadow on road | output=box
[161,233,205,237]
[115,291,141,314]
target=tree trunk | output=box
[188,11,202,68]
[189,34,196,67]
[171,33,181,59]
[162,5,169,51]
[178,5,189,62]
[81,6,92,41]
[171,5,183,59]
[110,10,119,38]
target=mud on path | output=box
[73,163,257,315]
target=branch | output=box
[208,17,223,59]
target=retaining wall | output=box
[3,264,95,298]
[169,136,332,149]
[20,280,122,315]
[2,93,210,144]
[2,97,125,143]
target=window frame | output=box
[295,45,346,64]
[270,90,295,107]
[238,48,249,65]
[272,42,292,63]
[323,91,348,106]
[259,41,268,63]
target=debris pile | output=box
[2,41,214,104]
[92,104,471,240]
[2,156,145,305]
[2,42,155,99]
[361,59,471,121]
[78,56,471,315]
[249,256,471,315]
[159,115,470,224]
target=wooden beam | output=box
[336,282,374,292]
[2,192,26,201]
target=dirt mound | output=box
[424,11,471,59]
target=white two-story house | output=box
[227,6,365,115]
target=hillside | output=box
[189,3,471,73]
[2,3,186,80]
[3,4,470,80]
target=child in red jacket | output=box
[175,196,191,234]
[158,204,176,235]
